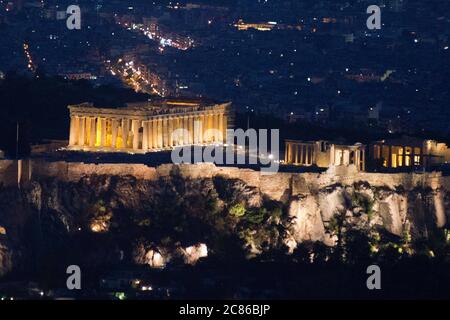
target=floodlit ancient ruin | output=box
[284,140,366,172]
[67,99,232,153]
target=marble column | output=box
[111,119,119,148]
[79,117,86,146]
[122,119,130,149]
[210,114,216,142]
[171,117,178,146]
[362,149,366,171]
[100,118,106,147]
[188,116,194,144]
[216,113,221,142]
[294,144,299,164]
[300,145,304,165]
[203,114,209,142]
[223,114,228,144]
[193,116,199,144]
[208,114,214,142]
[89,117,96,147]
[305,145,308,165]
[329,145,335,165]
[131,120,139,150]
[290,143,294,164]
[343,150,350,166]
[308,145,311,164]
[199,115,205,143]
[168,117,174,147]
[306,145,310,165]
[298,145,302,164]
[69,116,77,146]
[215,113,221,142]
[74,116,80,146]
[209,113,215,142]
[177,116,182,145]
[152,119,158,149]
[183,116,189,145]
[148,120,153,150]
[285,143,289,163]
[142,121,148,151]
[218,113,224,142]
[157,119,163,148]
[163,118,169,147]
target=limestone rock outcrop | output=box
[0,164,448,278]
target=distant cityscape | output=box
[0,0,449,139]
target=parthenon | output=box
[67,100,231,153]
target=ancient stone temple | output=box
[369,136,450,170]
[284,140,366,172]
[67,100,232,153]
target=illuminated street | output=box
[106,58,167,96]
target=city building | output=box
[369,137,450,170]
[234,20,277,31]
[67,100,232,153]
[284,140,366,172]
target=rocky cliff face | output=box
[288,182,443,245]
[0,165,448,278]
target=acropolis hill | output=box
[0,101,448,276]
[0,159,448,244]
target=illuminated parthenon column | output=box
[89,117,96,147]
[100,118,107,147]
[67,101,232,153]
[79,117,85,146]
[142,121,149,151]
[69,116,78,146]
[111,119,119,148]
